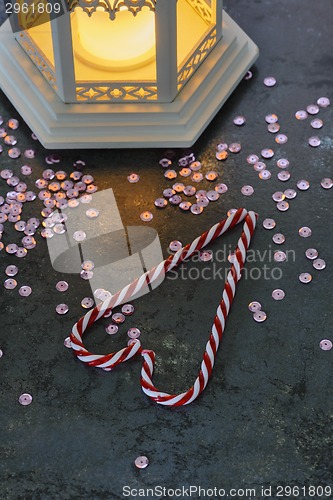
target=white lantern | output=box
[0,1,258,148]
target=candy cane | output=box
[70,208,257,404]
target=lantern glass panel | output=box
[70,7,157,83]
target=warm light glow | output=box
[73,7,155,71]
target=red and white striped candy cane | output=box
[141,210,257,406]
[70,209,257,403]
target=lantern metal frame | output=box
[0,0,259,148]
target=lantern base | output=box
[0,13,258,149]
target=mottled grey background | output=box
[0,1,332,499]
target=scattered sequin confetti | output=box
[228,143,241,153]
[263,218,276,230]
[308,136,321,147]
[233,116,246,126]
[4,278,17,290]
[127,173,140,183]
[81,297,94,309]
[313,258,326,270]
[274,251,287,262]
[268,123,280,133]
[64,337,72,348]
[263,76,276,87]
[56,304,69,315]
[319,339,332,351]
[273,233,285,244]
[259,170,272,180]
[205,171,218,181]
[299,273,312,284]
[105,324,119,335]
[5,265,18,276]
[122,304,135,316]
[306,104,319,115]
[272,289,285,300]
[275,133,288,144]
[140,211,153,222]
[215,183,228,194]
[284,189,297,199]
[276,200,289,212]
[18,393,32,406]
[261,148,274,159]
[199,250,213,262]
[253,311,267,322]
[248,301,262,312]
[311,118,323,129]
[169,240,182,252]
[190,204,203,215]
[277,158,289,169]
[297,179,310,191]
[112,313,126,324]
[321,178,333,189]
[317,97,330,108]
[305,248,318,260]
[277,171,291,181]
[265,114,278,124]
[299,226,312,238]
[127,328,141,339]
[73,230,87,242]
[216,150,228,161]
[272,192,285,202]
[295,110,308,120]
[135,456,149,469]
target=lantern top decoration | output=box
[68,0,157,19]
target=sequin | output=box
[263,76,276,87]
[273,233,285,244]
[191,204,203,215]
[253,311,267,322]
[233,116,246,126]
[159,158,172,168]
[308,136,321,147]
[248,301,261,312]
[70,171,82,181]
[4,278,17,289]
[247,154,259,164]
[172,183,185,193]
[55,171,67,181]
[216,143,228,152]
[299,273,312,283]
[274,251,287,262]
[0,128,7,138]
[284,189,297,200]
[321,178,333,189]
[80,270,93,280]
[229,143,241,153]
[25,191,36,201]
[216,151,228,161]
[135,456,149,469]
[183,185,196,197]
[82,175,94,185]
[305,248,318,260]
[16,247,28,258]
[272,289,285,300]
[81,297,94,308]
[190,161,202,172]
[295,110,308,120]
[179,201,192,211]
[263,218,276,230]
[275,133,288,144]
[8,118,19,130]
[66,188,79,199]
[191,172,203,183]
[306,104,319,115]
[205,171,218,182]
[164,170,177,180]
[277,171,291,181]
[18,393,32,405]
[277,200,289,212]
[19,285,32,296]
[259,170,271,180]
[64,337,72,348]
[299,226,312,238]
[196,197,209,207]
[261,148,274,159]
[207,190,219,201]
[241,185,254,196]
[41,228,54,239]
[297,179,309,190]
[4,135,17,146]
[6,243,18,254]
[121,304,134,316]
[196,190,208,198]
[73,230,87,242]
[0,349,3,358]
[112,313,125,324]
[319,339,332,351]
[56,281,69,292]
[169,240,182,252]
[24,149,35,159]
[86,208,100,219]
[276,159,289,170]
[56,304,69,314]
[311,118,323,129]
[5,265,18,277]
[317,97,330,108]
[268,123,280,133]
[128,328,141,339]
[215,183,228,194]
[179,167,191,177]
[169,195,182,206]
[163,188,175,198]
[200,250,213,262]
[8,148,21,159]
[253,161,266,172]
[265,114,278,124]
[79,195,92,204]
[127,173,140,183]
[272,191,285,202]
[105,324,118,335]
[313,258,326,270]
[1,169,13,179]
[7,176,20,187]
[244,70,252,80]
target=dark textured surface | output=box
[0,1,332,499]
